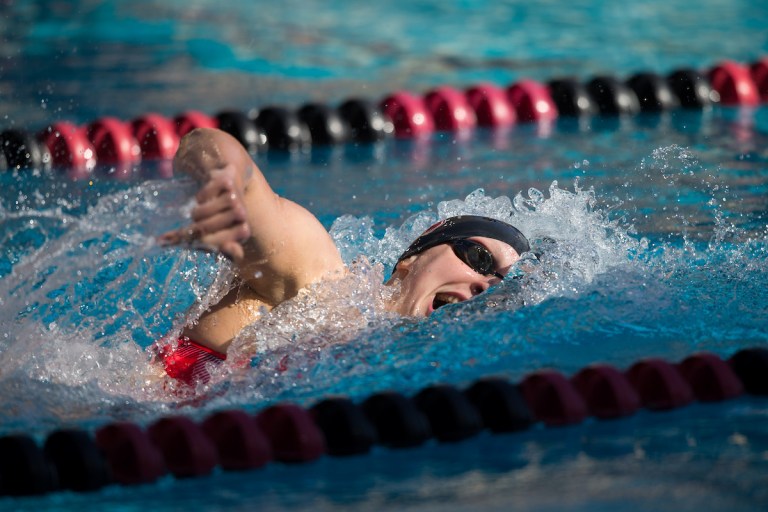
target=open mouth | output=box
[432,292,462,311]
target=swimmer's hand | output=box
[158,170,251,263]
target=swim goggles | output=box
[395,215,531,278]
[447,239,506,279]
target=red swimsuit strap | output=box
[158,337,226,385]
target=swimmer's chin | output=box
[381,294,423,318]
[382,275,444,318]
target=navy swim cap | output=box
[395,215,530,268]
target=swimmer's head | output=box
[388,215,530,317]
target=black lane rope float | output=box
[0,58,766,174]
[0,347,766,497]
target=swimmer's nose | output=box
[470,279,491,297]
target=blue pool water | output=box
[2,1,768,510]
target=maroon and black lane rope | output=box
[1,58,766,174]
[0,346,766,497]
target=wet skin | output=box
[388,236,521,317]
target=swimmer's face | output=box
[388,236,521,317]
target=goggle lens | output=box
[449,240,504,280]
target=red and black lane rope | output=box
[0,346,766,497]
[1,58,766,174]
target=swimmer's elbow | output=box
[174,128,254,183]
[175,127,219,160]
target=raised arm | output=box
[161,128,345,306]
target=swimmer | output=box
[157,128,530,384]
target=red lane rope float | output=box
[146,416,219,478]
[86,117,141,165]
[506,79,558,123]
[751,57,768,101]
[519,370,588,426]
[423,86,477,132]
[380,91,435,138]
[571,365,641,419]
[626,358,695,410]
[94,422,167,485]
[677,352,744,401]
[38,122,96,170]
[708,60,761,106]
[255,404,326,463]
[201,410,273,470]
[1,347,767,498]
[465,83,517,127]
[174,110,218,139]
[131,113,180,160]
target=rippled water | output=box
[3,0,768,125]
[1,0,768,510]
[0,124,766,419]
[1,119,767,511]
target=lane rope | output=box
[0,346,766,496]
[0,58,766,174]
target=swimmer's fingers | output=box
[157,226,200,247]
[190,189,247,225]
[196,171,242,205]
[190,204,251,243]
[157,226,246,262]
[191,177,249,241]
[158,170,249,259]
[158,226,215,252]
[196,225,249,262]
